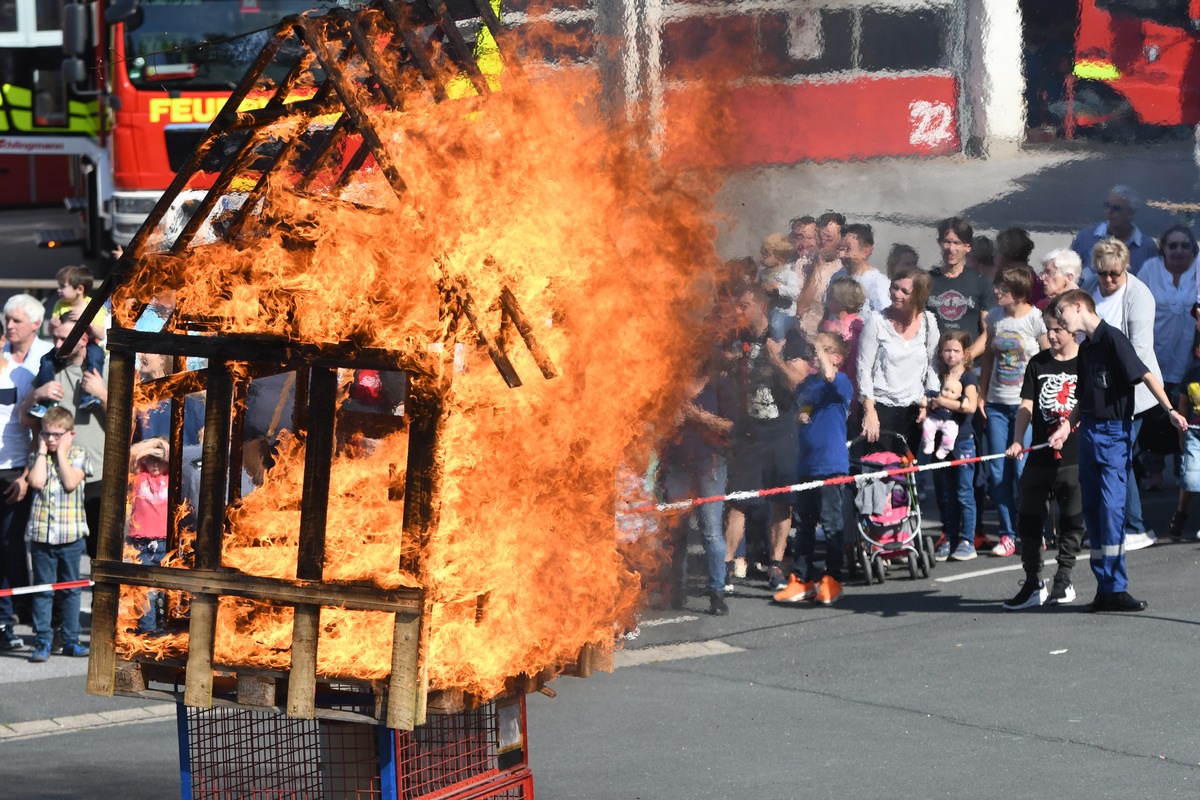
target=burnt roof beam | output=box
[297,17,410,199]
[55,25,294,360]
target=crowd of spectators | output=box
[662,184,1200,617]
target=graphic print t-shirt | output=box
[928,268,994,341]
[986,306,1047,405]
[1020,349,1079,467]
[1181,363,1200,426]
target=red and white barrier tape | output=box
[0,579,93,597]
[626,442,1053,516]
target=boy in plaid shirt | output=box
[25,406,93,662]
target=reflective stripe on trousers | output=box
[1079,417,1132,594]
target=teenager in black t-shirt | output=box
[1002,308,1083,609]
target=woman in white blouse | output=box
[858,265,940,456]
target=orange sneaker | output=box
[814,575,844,605]
[773,574,816,603]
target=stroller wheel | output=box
[917,547,930,579]
[859,549,874,586]
[907,551,919,580]
[922,535,936,571]
[872,557,887,584]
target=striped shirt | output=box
[25,445,94,545]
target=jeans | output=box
[0,473,33,628]
[985,403,1029,539]
[768,310,795,341]
[128,537,166,632]
[662,456,728,594]
[794,480,846,581]
[29,537,86,648]
[1123,417,1145,535]
[932,437,977,548]
[1080,418,1132,594]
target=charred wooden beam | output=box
[165,357,187,556]
[421,0,491,96]
[194,364,234,572]
[184,362,234,709]
[134,369,208,406]
[169,129,265,255]
[500,286,559,380]
[89,561,424,613]
[288,367,339,719]
[226,98,343,132]
[347,17,403,110]
[227,377,247,506]
[61,28,297,358]
[85,350,136,699]
[105,328,437,380]
[380,0,447,100]
[297,18,410,199]
[456,287,521,388]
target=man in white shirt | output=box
[1072,185,1160,287]
[0,294,53,651]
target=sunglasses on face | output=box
[1096,270,1124,278]
[1165,241,1192,251]
[1104,203,1127,212]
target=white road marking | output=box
[933,558,1059,583]
[637,615,699,627]
[616,639,744,668]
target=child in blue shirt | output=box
[775,331,852,605]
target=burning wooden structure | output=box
[69,0,629,733]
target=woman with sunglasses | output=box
[1131,225,1200,491]
[1089,238,1164,551]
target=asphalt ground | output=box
[0,471,1196,799]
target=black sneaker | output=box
[1169,511,1188,542]
[1003,578,1047,611]
[50,627,64,655]
[1047,575,1076,605]
[767,565,787,592]
[707,591,728,616]
[0,624,26,651]
[1090,591,1148,613]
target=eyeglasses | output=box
[1096,270,1125,279]
[993,286,1012,295]
[1104,203,1127,212]
[1165,241,1191,251]
[40,430,67,438]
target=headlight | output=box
[113,195,159,215]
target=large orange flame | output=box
[112,45,721,699]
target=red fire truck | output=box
[0,0,320,255]
[1072,0,1200,134]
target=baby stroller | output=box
[848,431,933,584]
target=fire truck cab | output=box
[1073,0,1200,132]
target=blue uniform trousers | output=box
[1079,417,1132,594]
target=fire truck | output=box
[0,0,323,256]
[1072,0,1200,135]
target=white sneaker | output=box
[1125,531,1157,552]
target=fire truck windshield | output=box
[124,0,328,91]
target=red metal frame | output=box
[181,696,532,800]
